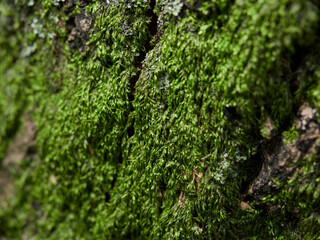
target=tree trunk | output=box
[1,0,320,239]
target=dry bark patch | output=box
[0,114,37,207]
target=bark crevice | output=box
[127,0,159,138]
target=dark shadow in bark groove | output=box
[127,0,159,138]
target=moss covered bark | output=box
[0,0,320,239]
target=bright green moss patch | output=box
[1,0,320,239]
[282,124,299,144]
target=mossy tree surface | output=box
[0,0,320,239]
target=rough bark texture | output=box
[0,0,320,239]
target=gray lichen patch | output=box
[163,0,184,16]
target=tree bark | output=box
[0,0,320,239]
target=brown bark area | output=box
[248,103,319,202]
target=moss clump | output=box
[282,124,299,144]
[0,0,320,239]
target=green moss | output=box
[282,124,299,144]
[0,2,33,160]
[263,153,320,239]
[1,0,320,239]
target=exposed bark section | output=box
[0,115,37,207]
[2,115,37,171]
[248,103,320,202]
[66,1,93,52]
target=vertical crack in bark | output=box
[127,0,158,138]
[109,1,159,198]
